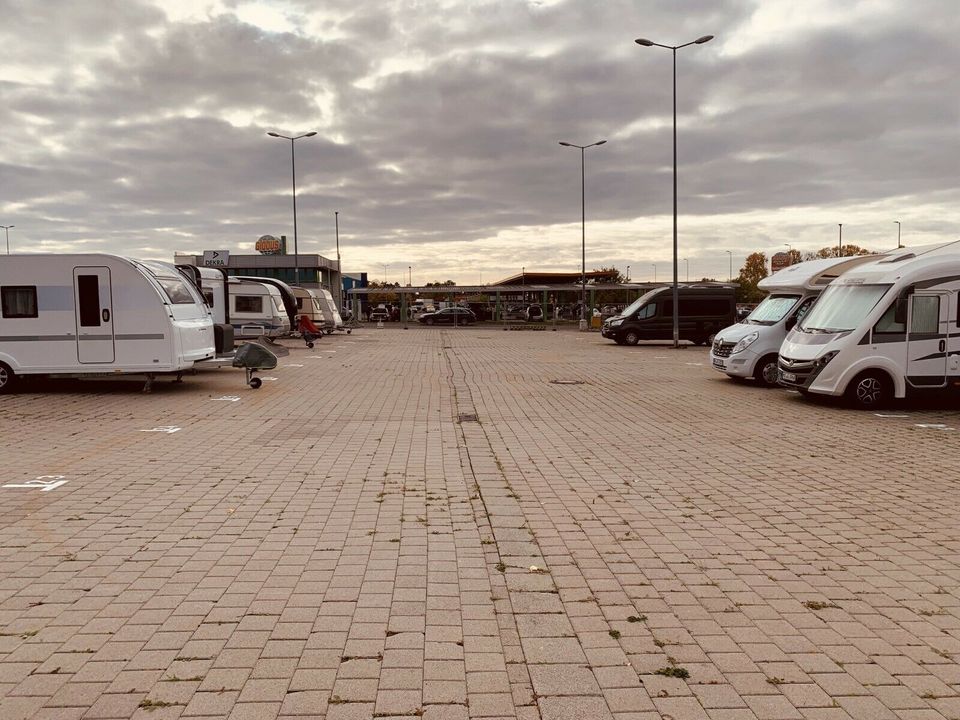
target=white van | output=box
[0,254,215,392]
[710,256,883,386]
[778,243,960,407]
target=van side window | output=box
[236,296,263,313]
[1,286,38,318]
[873,299,906,335]
[793,298,815,323]
[680,298,730,315]
[637,303,656,319]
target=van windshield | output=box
[799,284,890,333]
[620,289,661,317]
[745,294,801,325]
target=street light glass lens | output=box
[695,35,714,43]
[304,132,318,137]
[559,141,571,146]
[595,140,607,146]
[267,132,280,137]
[635,38,654,46]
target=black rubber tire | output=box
[425,318,434,326]
[307,342,314,349]
[753,354,780,387]
[347,329,352,334]
[623,331,640,346]
[846,371,892,409]
[249,376,263,389]
[0,362,14,394]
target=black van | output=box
[600,285,736,346]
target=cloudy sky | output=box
[2,0,958,283]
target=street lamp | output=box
[334,211,342,311]
[626,265,631,281]
[636,33,713,348]
[894,220,902,248]
[1,225,13,255]
[725,250,732,281]
[838,223,843,257]
[651,263,657,282]
[784,243,793,266]
[559,139,607,330]
[382,264,389,283]
[683,257,689,282]
[267,131,317,285]
[408,265,412,286]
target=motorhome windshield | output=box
[620,289,660,317]
[799,284,890,333]
[745,294,801,325]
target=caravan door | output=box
[73,267,116,363]
[906,291,948,388]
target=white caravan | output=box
[0,254,215,392]
[710,255,884,386]
[291,286,326,325]
[778,243,960,407]
[315,288,348,333]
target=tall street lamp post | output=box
[559,139,607,331]
[334,211,342,311]
[1,225,13,255]
[683,257,689,282]
[626,265,631,281]
[267,131,317,285]
[838,224,843,257]
[725,250,732,281]
[894,220,902,248]
[651,263,657,282]
[636,33,713,348]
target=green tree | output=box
[591,266,626,283]
[736,252,768,303]
[803,245,876,260]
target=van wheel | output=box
[623,331,640,346]
[754,355,780,387]
[0,362,15,394]
[847,371,891,409]
[425,318,434,326]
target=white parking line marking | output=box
[4,476,68,492]
[139,426,181,434]
[214,396,241,402]
[874,413,909,418]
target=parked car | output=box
[601,285,736,346]
[525,304,544,322]
[369,304,390,321]
[418,307,478,326]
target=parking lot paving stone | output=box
[2,328,960,719]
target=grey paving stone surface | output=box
[1,328,959,719]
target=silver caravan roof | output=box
[757,254,893,293]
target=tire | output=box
[846,371,892,409]
[307,341,314,349]
[753,354,780,388]
[425,318,434,326]
[623,331,640,346]
[0,362,14,394]
[347,329,352,334]
[249,376,263,389]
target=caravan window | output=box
[1,286,38,318]
[156,277,196,304]
[203,290,215,307]
[236,296,262,313]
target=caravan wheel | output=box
[0,362,15,394]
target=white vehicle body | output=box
[0,254,214,387]
[291,286,326,325]
[710,255,883,385]
[211,278,290,338]
[778,243,960,407]
[316,288,344,328]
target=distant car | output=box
[525,304,544,322]
[369,305,390,321]
[502,304,527,321]
[418,307,477,326]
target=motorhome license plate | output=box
[781,371,796,382]
[712,359,725,369]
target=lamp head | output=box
[267,132,281,137]
[559,141,572,146]
[595,140,607,146]
[635,38,654,46]
[304,131,318,137]
[695,35,714,44]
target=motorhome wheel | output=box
[0,362,14,394]
[847,371,891,409]
[754,355,780,387]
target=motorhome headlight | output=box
[732,331,759,354]
[814,350,840,368]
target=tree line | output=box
[735,244,875,303]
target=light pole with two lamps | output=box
[267,131,317,285]
[559,139,607,330]
[635,33,714,348]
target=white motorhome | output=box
[778,243,960,408]
[710,255,884,386]
[0,254,215,392]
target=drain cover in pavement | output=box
[457,413,480,423]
